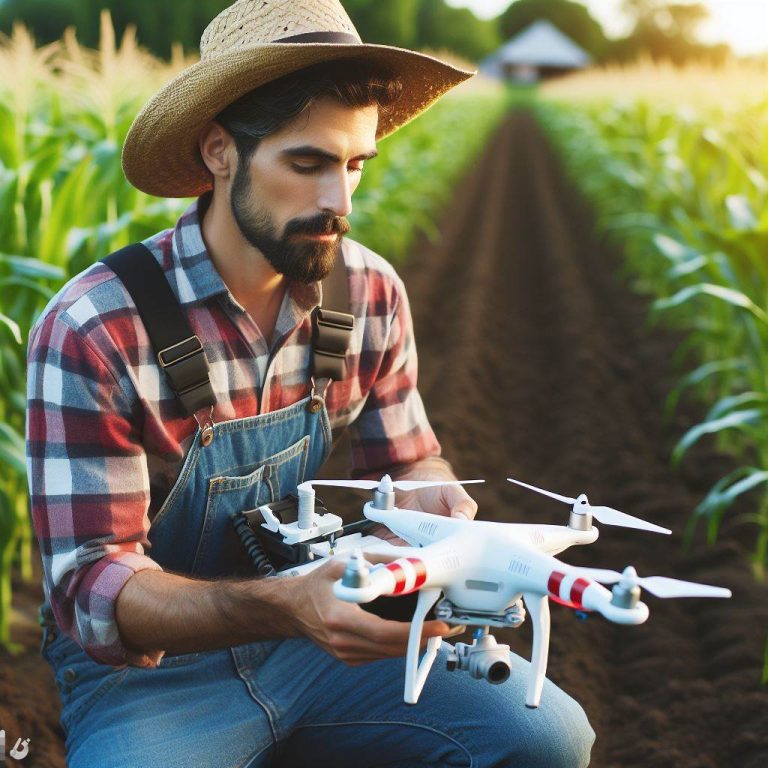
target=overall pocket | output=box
[191,436,311,575]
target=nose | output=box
[318,168,353,218]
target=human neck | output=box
[200,188,286,309]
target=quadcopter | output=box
[243,474,731,709]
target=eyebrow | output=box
[281,145,379,162]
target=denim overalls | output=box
[41,399,594,768]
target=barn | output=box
[481,19,591,83]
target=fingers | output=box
[447,486,478,520]
[324,615,463,664]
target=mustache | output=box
[284,214,351,237]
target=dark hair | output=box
[215,59,403,164]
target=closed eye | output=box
[291,162,365,175]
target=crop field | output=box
[540,60,768,586]
[1,22,768,768]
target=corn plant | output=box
[534,87,768,575]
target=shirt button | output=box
[46,631,57,644]
[64,668,77,683]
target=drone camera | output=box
[446,632,512,686]
[480,657,512,685]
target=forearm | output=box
[115,568,300,660]
[116,560,454,667]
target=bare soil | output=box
[3,109,768,767]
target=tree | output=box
[613,0,723,64]
[0,0,502,63]
[499,0,610,61]
[417,0,500,62]
[0,0,232,56]
[0,0,79,44]
[344,0,420,49]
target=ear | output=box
[199,121,236,180]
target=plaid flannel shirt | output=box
[26,194,441,667]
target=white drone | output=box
[260,474,731,708]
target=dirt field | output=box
[3,109,768,767]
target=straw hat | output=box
[122,0,475,198]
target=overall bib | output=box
[41,398,594,768]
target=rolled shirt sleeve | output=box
[26,309,164,668]
[348,274,441,477]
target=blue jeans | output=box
[45,629,594,767]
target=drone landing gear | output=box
[523,592,550,709]
[404,588,443,705]
[436,594,550,709]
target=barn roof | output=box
[491,19,591,68]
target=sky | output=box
[445,0,768,55]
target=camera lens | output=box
[487,660,510,684]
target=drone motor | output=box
[568,495,593,532]
[610,566,642,609]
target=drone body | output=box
[261,475,731,708]
[333,503,654,707]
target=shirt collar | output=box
[171,192,323,321]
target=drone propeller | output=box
[575,565,732,599]
[506,477,671,535]
[301,475,485,494]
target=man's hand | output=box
[290,558,463,664]
[390,457,479,520]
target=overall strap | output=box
[312,252,355,381]
[101,244,216,418]
[102,243,355,417]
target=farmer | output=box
[26,1,594,765]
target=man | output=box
[26,1,594,765]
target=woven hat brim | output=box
[122,43,475,198]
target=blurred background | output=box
[1,0,766,64]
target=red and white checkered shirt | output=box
[26,194,441,667]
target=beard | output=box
[230,161,350,284]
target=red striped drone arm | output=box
[372,557,429,596]
[547,570,596,611]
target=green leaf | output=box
[687,466,768,546]
[671,409,763,468]
[653,233,699,264]
[0,422,26,476]
[0,313,22,345]
[706,392,768,422]
[653,284,768,326]
[664,358,746,423]
[725,195,758,231]
[0,253,65,281]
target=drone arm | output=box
[523,592,551,709]
[333,552,439,604]
[403,587,443,704]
